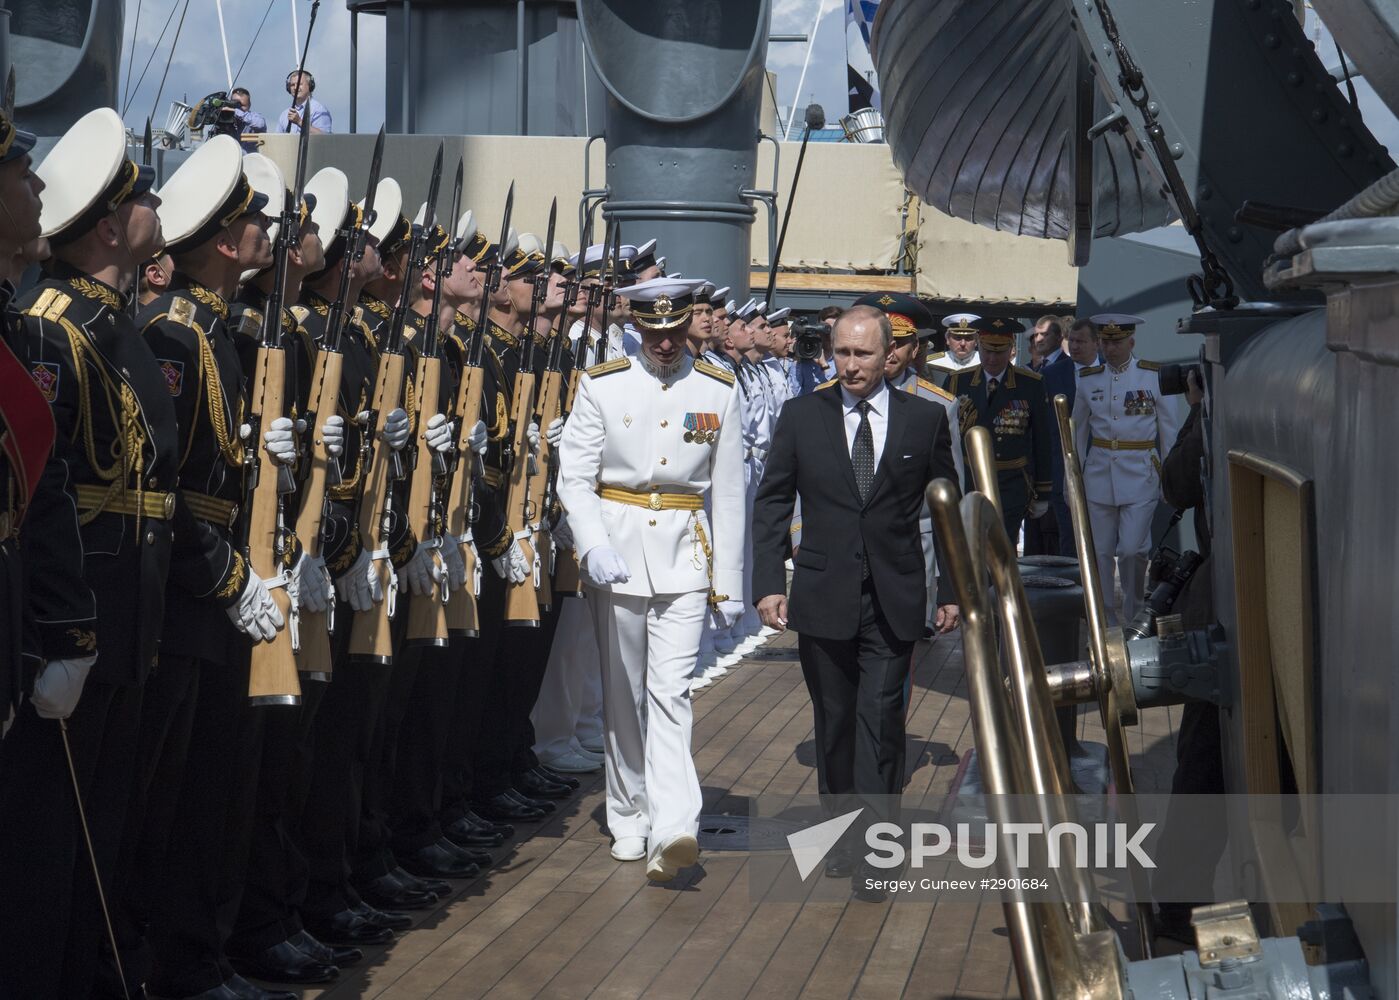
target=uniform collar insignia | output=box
[179,279,229,320]
[66,275,125,311]
[362,294,391,319]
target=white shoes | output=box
[611,836,647,862]
[541,750,602,774]
[646,832,699,882]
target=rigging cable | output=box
[121,0,144,113]
[149,0,194,128]
[230,0,280,93]
[121,0,179,118]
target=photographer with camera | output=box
[229,88,266,149]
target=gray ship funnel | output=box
[578,0,771,297]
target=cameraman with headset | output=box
[278,69,332,134]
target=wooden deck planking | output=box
[303,623,1176,999]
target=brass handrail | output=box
[928,479,1128,999]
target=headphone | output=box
[286,69,316,95]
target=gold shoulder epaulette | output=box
[1078,364,1104,377]
[925,351,946,361]
[918,376,955,401]
[694,358,735,386]
[170,296,197,328]
[238,309,263,337]
[586,357,630,378]
[24,287,70,322]
[351,305,364,325]
[1014,365,1042,381]
[1137,359,1162,371]
[816,377,838,390]
[290,305,311,324]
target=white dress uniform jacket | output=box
[925,350,980,378]
[558,354,745,602]
[1071,357,1183,506]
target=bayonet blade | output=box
[542,198,557,274]
[361,126,386,228]
[422,142,444,239]
[142,118,153,167]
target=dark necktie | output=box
[852,400,875,503]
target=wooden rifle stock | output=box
[348,350,407,663]
[502,365,540,626]
[291,346,343,678]
[246,345,301,704]
[444,362,485,636]
[405,351,450,644]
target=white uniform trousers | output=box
[531,598,603,761]
[1088,498,1156,621]
[589,588,707,843]
[735,470,762,639]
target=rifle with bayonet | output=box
[350,143,445,662]
[501,200,558,626]
[245,0,320,704]
[292,126,385,678]
[405,156,462,645]
[443,183,514,637]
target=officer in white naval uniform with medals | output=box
[1071,313,1183,620]
[557,277,745,882]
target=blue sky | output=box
[117,0,856,135]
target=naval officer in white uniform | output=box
[558,277,746,881]
[924,312,981,380]
[1071,313,1183,620]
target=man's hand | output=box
[1185,366,1205,406]
[287,108,303,127]
[382,407,411,452]
[31,656,97,720]
[581,545,630,586]
[757,594,788,631]
[934,604,961,634]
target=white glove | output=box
[382,407,411,452]
[442,539,467,592]
[320,414,346,458]
[333,548,381,612]
[1027,499,1050,519]
[225,574,284,643]
[30,655,97,720]
[582,545,631,586]
[262,416,298,466]
[296,553,332,613]
[526,420,541,455]
[491,540,530,584]
[424,413,454,454]
[466,419,488,457]
[545,416,565,448]
[403,541,446,597]
[711,599,745,631]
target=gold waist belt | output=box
[75,483,176,521]
[995,457,1028,471]
[1091,437,1155,451]
[597,484,704,512]
[183,490,239,528]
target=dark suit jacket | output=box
[1041,355,1076,499]
[752,383,958,642]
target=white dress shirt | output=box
[839,379,889,468]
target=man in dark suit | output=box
[1042,317,1102,554]
[751,305,960,900]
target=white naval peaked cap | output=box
[711,286,730,303]
[634,238,657,256]
[550,242,572,268]
[942,312,981,328]
[239,153,287,282]
[501,225,520,259]
[516,232,545,257]
[455,209,476,244]
[157,134,270,254]
[37,107,155,241]
[753,300,769,316]
[362,177,404,244]
[623,276,706,331]
[617,244,638,261]
[725,299,738,313]
[304,167,351,237]
[735,298,758,320]
[412,202,428,226]
[767,307,791,323]
[666,272,683,279]
[1089,312,1145,327]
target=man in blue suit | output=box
[1042,318,1102,554]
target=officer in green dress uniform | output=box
[945,316,1053,540]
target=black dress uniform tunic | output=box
[0,269,178,1000]
[121,274,265,998]
[945,363,1054,539]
